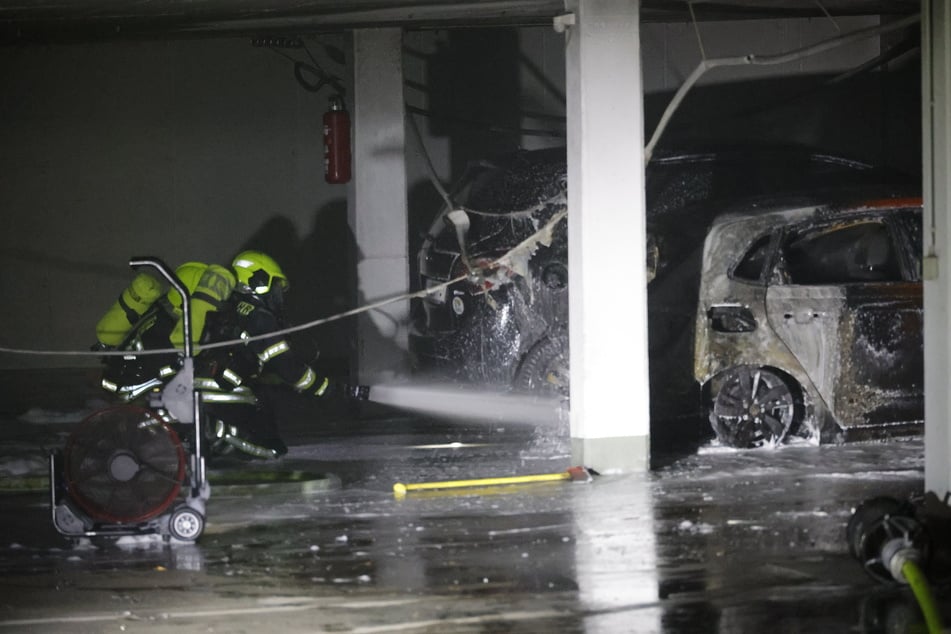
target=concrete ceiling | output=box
[0,1,920,44]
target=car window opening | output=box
[782,221,902,285]
[733,233,774,283]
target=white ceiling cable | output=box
[687,1,707,61]
[645,12,921,163]
[406,109,454,211]
[814,0,842,33]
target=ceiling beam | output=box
[0,0,920,45]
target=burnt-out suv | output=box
[694,194,923,448]
[409,146,911,408]
[410,149,570,394]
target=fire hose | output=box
[847,492,950,634]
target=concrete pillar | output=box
[348,28,411,384]
[922,1,951,497]
[565,0,650,472]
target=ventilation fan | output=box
[64,405,186,524]
[51,257,209,543]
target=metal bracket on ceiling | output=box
[923,254,939,280]
[552,13,575,34]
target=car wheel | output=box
[514,334,569,397]
[709,366,797,448]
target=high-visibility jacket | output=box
[168,264,235,349]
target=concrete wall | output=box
[0,37,354,369]
[0,16,913,371]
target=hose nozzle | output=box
[346,384,370,401]
[881,537,923,583]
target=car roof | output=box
[706,190,921,234]
[454,144,913,215]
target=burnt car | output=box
[411,148,570,395]
[694,195,923,449]
[410,146,911,410]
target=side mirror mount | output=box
[707,304,758,333]
[445,209,473,273]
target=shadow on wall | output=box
[407,180,445,292]
[236,200,414,382]
[426,28,523,183]
[235,201,355,377]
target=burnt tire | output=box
[709,366,798,448]
[513,334,569,397]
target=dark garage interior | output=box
[1,1,950,632]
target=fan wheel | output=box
[169,507,205,541]
[64,405,186,524]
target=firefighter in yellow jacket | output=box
[97,262,236,400]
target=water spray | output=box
[367,383,567,427]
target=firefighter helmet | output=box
[232,251,289,295]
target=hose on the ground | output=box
[901,559,945,634]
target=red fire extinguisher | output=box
[323,95,351,184]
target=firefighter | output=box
[98,261,235,400]
[200,250,369,460]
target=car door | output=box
[764,212,923,433]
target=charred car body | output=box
[410,146,916,435]
[695,195,923,448]
[411,149,570,395]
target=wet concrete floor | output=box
[0,384,946,633]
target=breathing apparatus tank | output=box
[95,272,164,347]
